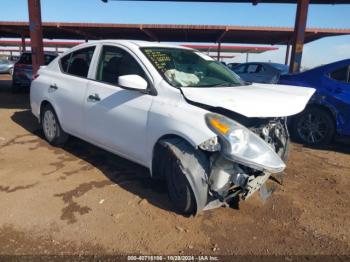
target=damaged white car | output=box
[30,40,315,215]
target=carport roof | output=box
[1,21,350,45]
[181,44,278,53]
[112,0,350,3]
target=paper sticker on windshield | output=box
[195,52,214,61]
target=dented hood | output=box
[181,83,315,118]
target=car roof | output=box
[78,40,193,50]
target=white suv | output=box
[30,40,314,215]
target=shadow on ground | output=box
[11,110,176,214]
[0,77,30,110]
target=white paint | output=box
[181,83,315,118]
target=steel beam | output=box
[289,0,310,73]
[285,40,290,65]
[28,0,44,74]
[21,34,26,52]
[217,42,221,61]
[140,25,159,42]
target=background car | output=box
[232,62,289,83]
[226,62,240,70]
[279,59,350,146]
[12,51,57,92]
[0,58,14,75]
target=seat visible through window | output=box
[97,45,147,86]
[68,58,89,77]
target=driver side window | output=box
[329,65,350,84]
[96,45,146,86]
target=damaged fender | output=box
[160,138,209,214]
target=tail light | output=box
[32,73,39,80]
[15,63,26,69]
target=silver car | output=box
[0,59,14,75]
[232,62,289,84]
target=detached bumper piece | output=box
[204,155,282,210]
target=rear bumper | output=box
[13,75,31,86]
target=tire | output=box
[291,107,335,146]
[9,68,13,76]
[161,141,198,215]
[41,104,69,146]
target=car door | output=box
[323,64,350,135]
[50,46,96,137]
[84,45,154,165]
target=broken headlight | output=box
[205,113,286,173]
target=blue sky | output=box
[1,0,350,68]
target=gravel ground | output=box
[0,74,349,258]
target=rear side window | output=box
[247,64,264,73]
[234,65,246,73]
[329,66,350,83]
[44,55,56,65]
[60,46,96,78]
[18,53,32,65]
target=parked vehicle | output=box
[12,52,57,92]
[0,59,14,75]
[232,62,289,84]
[226,62,240,70]
[30,41,314,215]
[279,59,350,146]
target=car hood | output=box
[181,83,315,118]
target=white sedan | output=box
[30,40,314,215]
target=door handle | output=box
[49,84,58,90]
[88,93,101,102]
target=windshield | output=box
[141,47,244,88]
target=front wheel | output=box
[291,107,335,146]
[41,104,69,146]
[164,145,197,215]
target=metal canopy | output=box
[1,21,349,45]
[181,44,278,53]
[101,0,350,3]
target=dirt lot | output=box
[0,74,349,257]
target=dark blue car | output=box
[279,59,350,146]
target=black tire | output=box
[162,141,197,215]
[41,104,69,146]
[291,107,335,146]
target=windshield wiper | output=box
[209,82,241,87]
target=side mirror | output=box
[118,75,148,91]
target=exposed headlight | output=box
[205,113,286,173]
[198,136,221,152]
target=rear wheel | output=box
[291,107,335,146]
[41,104,69,146]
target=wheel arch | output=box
[39,100,52,123]
[39,100,64,127]
[151,133,197,179]
[151,135,209,214]
[300,103,336,127]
